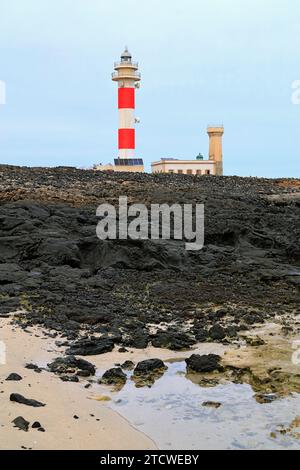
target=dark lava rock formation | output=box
[133,358,167,388]
[100,367,127,386]
[121,360,135,370]
[12,416,30,431]
[6,373,22,381]
[10,393,46,408]
[47,356,96,377]
[66,337,115,356]
[185,354,223,373]
[0,165,299,348]
[134,358,167,375]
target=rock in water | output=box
[134,359,167,375]
[255,393,279,404]
[5,373,22,381]
[185,354,223,373]
[10,393,46,407]
[202,401,222,409]
[12,416,30,431]
[66,338,114,356]
[133,358,167,388]
[76,370,91,377]
[100,367,127,385]
[121,360,135,370]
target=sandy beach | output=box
[0,318,156,450]
[1,316,300,450]
[0,316,231,450]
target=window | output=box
[186,169,193,175]
[168,170,174,174]
[196,170,202,175]
[205,170,210,175]
[177,169,183,174]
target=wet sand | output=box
[0,319,156,450]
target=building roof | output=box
[152,159,214,165]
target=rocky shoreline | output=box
[0,165,299,352]
[0,319,156,449]
[2,315,300,449]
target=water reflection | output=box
[107,361,300,450]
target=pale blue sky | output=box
[0,0,299,176]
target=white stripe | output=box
[119,149,134,158]
[119,108,134,129]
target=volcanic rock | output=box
[202,401,222,409]
[121,360,135,370]
[122,330,149,349]
[0,166,299,354]
[132,358,167,388]
[60,375,79,382]
[6,373,22,381]
[134,359,167,375]
[100,367,127,385]
[32,421,42,428]
[25,363,42,373]
[10,393,46,407]
[47,355,96,376]
[194,328,209,342]
[151,330,196,350]
[208,325,226,341]
[255,393,279,404]
[185,354,223,373]
[226,326,239,338]
[76,369,91,377]
[12,416,30,431]
[66,338,114,356]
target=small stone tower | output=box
[207,126,224,176]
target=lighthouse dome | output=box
[121,47,132,62]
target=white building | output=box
[151,127,224,176]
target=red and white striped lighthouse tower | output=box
[112,47,143,172]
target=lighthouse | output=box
[111,47,144,172]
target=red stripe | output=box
[118,129,135,149]
[118,88,135,109]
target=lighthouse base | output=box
[93,158,144,173]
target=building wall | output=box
[151,160,216,175]
[94,164,144,173]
